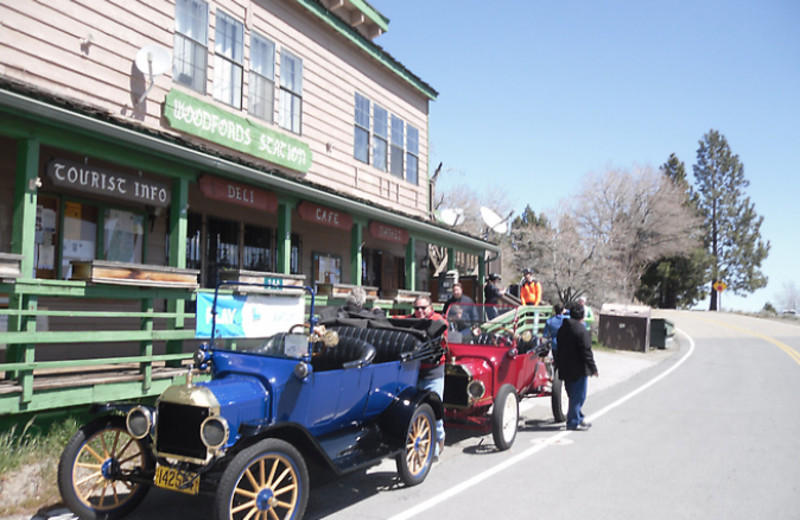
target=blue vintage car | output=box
[57,283,445,520]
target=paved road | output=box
[26,311,800,520]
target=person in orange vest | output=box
[520,268,542,305]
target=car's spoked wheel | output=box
[551,369,568,423]
[217,439,308,520]
[396,403,435,486]
[492,384,518,451]
[58,416,152,520]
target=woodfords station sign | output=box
[198,176,278,212]
[165,89,312,174]
[47,159,170,207]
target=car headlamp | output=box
[126,406,154,439]
[200,416,229,450]
[467,380,486,401]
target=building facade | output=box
[0,0,497,415]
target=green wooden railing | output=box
[0,278,199,415]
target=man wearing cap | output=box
[519,268,542,306]
[484,273,505,319]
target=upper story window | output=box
[212,10,244,109]
[249,33,275,122]
[174,0,208,94]
[278,49,303,134]
[390,115,404,179]
[406,125,419,185]
[373,105,388,172]
[354,93,370,164]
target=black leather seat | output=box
[312,335,376,372]
[330,326,421,364]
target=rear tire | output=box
[551,369,568,423]
[58,416,153,520]
[491,384,518,451]
[396,403,435,486]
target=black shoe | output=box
[567,422,591,431]
[580,420,592,428]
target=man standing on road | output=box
[544,303,568,356]
[555,302,599,431]
[408,296,448,458]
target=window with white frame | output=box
[373,105,388,171]
[278,49,303,134]
[354,93,370,164]
[174,0,208,93]
[249,33,275,122]
[390,115,404,178]
[406,125,419,185]
[213,10,244,109]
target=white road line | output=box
[387,329,696,520]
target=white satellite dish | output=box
[438,208,464,226]
[134,44,171,104]
[480,206,509,234]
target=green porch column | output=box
[405,237,416,291]
[276,199,294,274]
[166,178,190,366]
[447,247,456,272]
[12,138,39,274]
[350,219,364,285]
[7,138,40,384]
[478,255,486,303]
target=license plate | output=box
[154,464,200,495]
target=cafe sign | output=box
[165,89,312,174]
[47,158,170,207]
[297,201,352,230]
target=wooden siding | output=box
[0,0,431,217]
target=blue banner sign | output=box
[195,292,305,338]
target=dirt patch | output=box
[0,460,61,518]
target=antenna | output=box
[134,44,171,104]
[437,208,464,226]
[479,206,510,234]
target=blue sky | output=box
[369,0,800,312]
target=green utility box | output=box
[650,318,675,349]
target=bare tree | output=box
[572,166,701,303]
[777,281,799,312]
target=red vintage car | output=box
[442,303,567,450]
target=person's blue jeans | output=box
[564,376,588,429]
[418,365,445,456]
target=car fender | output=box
[378,386,443,443]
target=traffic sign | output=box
[713,281,727,292]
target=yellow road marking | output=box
[687,315,800,365]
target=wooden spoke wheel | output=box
[58,416,152,520]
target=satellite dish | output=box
[480,206,509,234]
[134,44,171,104]
[438,208,464,226]
[135,44,171,76]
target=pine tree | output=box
[693,130,769,311]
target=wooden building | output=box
[0,0,498,415]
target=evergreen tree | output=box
[636,154,710,308]
[693,130,769,311]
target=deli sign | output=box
[198,176,277,212]
[47,159,170,207]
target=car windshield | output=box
[445,303,518,346]
[196,284,313,359]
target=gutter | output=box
[0,87,498,254]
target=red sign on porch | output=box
[369,221,409,245]
[297,201,353,230]
[198,176,277,212]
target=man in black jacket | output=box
[556,302,599,431]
